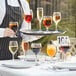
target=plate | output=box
[54,62,76,70]
[2,60,36,69]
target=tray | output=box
[20,30,66,36]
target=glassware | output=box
[31,43,42,65]
[9,41,18,61]
[60,39,71,61]
[22,41,28,60]
[24,10,33,30]
[47,43,56,62]
[43,16,52,31]
[9,22,18,36]
[37,7,43,31]
[53,12,61,32]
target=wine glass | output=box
[43,16,52,31]
[31,43,42,65]
[47,43,56,62]
[22,41,28,60]
[9,41,18,61]
[37,7,43,31]
[53,12,61,32]
[24,10,33,30]
[9,22,18,37]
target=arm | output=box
[20,0,43,42]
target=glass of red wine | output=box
[60,44,71,61]
[9,22,18,37]
[43,16,52,31]
[31,43,42,65]
[24,10,33,30]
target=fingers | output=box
[4,28,15,37]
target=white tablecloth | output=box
[0,60,76,76]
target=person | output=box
[0,0,41,60]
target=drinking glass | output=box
[43,16,52,31]
[37,7,43,31]
[22,41,28,60]
[47,43,56,62]
[53,12,61,32]
[9,22,18,36]
[31,43,42,65]
[9,41,18,61]
[24,10,33,30]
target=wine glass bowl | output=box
[31,43,42,65]
[53,12,61,31]
[47,44,56,57]
[43,16,52,31]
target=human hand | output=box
[4,28,15,37]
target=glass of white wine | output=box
[37,7,43,31]
[9,41,18,61]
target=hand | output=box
[4,28,15,37]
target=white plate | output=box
[54,62,76,70]
[2,61,36,69]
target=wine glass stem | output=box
[12,54,14,61]
[35,55,38,65]
[39,21,41,31]
[46,27,48,31]
[56,23,58,31]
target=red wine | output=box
[9,24,17,32]
[24,15,32,23]
[43,19,52,27]
[32,48,40,55]
[61,46,70,53]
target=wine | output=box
[32,48,40,55]
[22,41,28,51]
[43,19,52,27]
[9,23,18,32]
[9,46,18,54]
[60,46,70,53]
[24,15,32,23]
[37,8,43,21]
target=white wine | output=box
[37,8,43,21]
[9,46,18,54]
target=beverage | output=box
[43,18,52,27]
[53,15,61,24]
[9,46,18,54]
[47,45,56,57]
[60,46,70,53]
[37,8,43,21]
[22,41,28,52]
[9,24,17,32]
[24,15,32,23]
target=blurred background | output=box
[25,0,76,54]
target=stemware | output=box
[9,41,18,61]
[37,7,43,31]
[53,12,61,32]
[31,43,42,65]
[22,41,28,60]
[43,16,52,31]
[9,22,18,37]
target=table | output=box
[0,60,76,76]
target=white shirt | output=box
[0,0,40,42]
